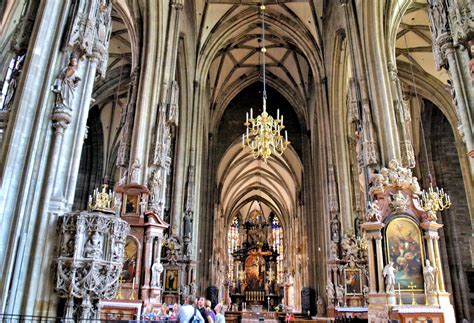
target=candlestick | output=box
[130,277,135,300]
[397,283,402,306]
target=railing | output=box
[0,313,179,322]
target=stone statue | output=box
[383,262,397,294]
[326,281,335,302]
[316,296,324,316]
[362,285,369,306]
[335,284,344,306]
[140,195,147,215]
[84,231,103,259]
[366,201,382,222]
[190,281,197,296]
[151,261,164,287]
[181,284,190,298]
[130,159,141,184]
[148,169,162,208]
[53,53,81,110]
[423,259,438,293]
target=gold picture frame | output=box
[385,217,424,291]
[344,268,362,295]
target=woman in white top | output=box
[214,303,225,323]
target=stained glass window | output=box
[227,216,240,280]
[271,215,284,283]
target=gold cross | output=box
[408,281,417,305]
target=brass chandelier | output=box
[241,4,290,163]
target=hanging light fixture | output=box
[242,4,290,163]
[395,0,451,219]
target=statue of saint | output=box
[326,280,335,302]
[335,285,344,306]
[383,262,397,294]
[423,259,438,293]
[130,159,141,184]
[151,261,164,287]
[84,232,102,259]
[53,53,81,110]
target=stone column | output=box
[421,222,444,291]
[366,237,377,293]
[375,236,384,293]
[433,236,445,292]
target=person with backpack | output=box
[177,296,205,323]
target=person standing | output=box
[214,303,225,323]
[178,296,204,323]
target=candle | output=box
[132,277,135,290]
[277,109,280,120]
[250,108,253,119]
[285,131,288,142]
[281,115,283,124]
[242,134,245,146]
[246,112,249,123]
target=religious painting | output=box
[386,217,424,291]
[124,194,139,214]
[121,237,138,283]
[165,269,179,291]
[344,269,362,295]
[245,254,265,289]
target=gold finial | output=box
[88,184,116,214]
[260,5,266,11]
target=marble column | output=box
[375,236,384,293]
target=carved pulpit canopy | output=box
[366,159,434,224]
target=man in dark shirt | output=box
[198,297,208,323]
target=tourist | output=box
[214,303,225,323]
[178,296,204,323]
[198,297,208,322]
[205,300,215,323]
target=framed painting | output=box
[344,268,362,295]
[385,217,424,291]
[121,237,138,283]
[165,269,179,292]
[124,194,139,214]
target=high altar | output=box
[228,209,284,310]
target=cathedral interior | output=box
[0,0,473,322]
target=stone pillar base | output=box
[386,294,396,306]
[438,292,455,323]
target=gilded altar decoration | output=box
[385,218,423,291]
[88,184,116,213]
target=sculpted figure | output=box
[53,53,81,109]
[423,259,438,293]
[130,159,141,184]
[336,284,344,306]
[326,280,335,302]
[151,261,164,287]
[383,262,397,294]
[84,231,103,259]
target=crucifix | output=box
[408,281,417,305]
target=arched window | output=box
[271,214,284,283]
[227,216,240,279]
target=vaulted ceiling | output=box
[395,0,449,83]
[194,0,324,129]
